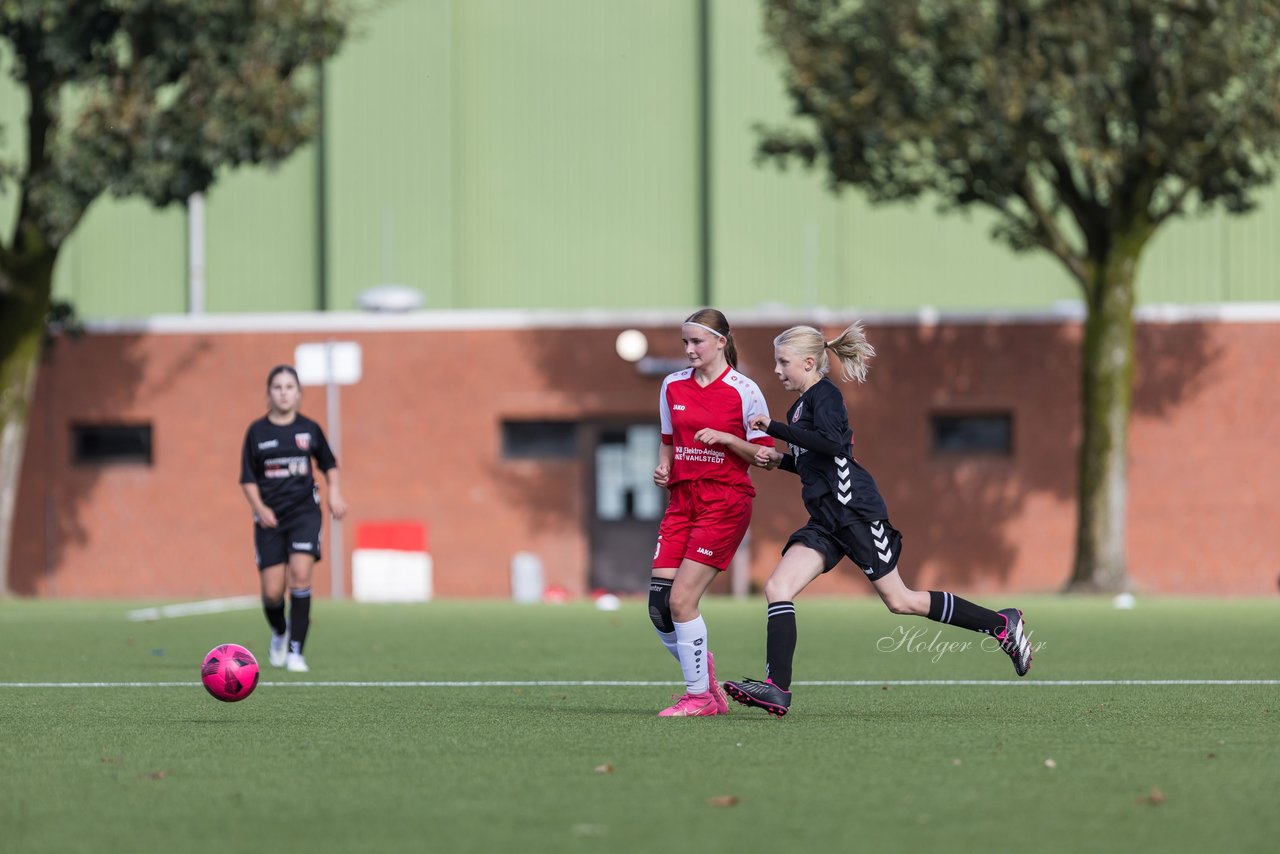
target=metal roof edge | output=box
[80,301,1280,335]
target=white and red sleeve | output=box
[658,372,676,444]
[730,371,774,446]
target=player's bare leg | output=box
[869,568,930,616]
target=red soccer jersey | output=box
[659,365,773,493]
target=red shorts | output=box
[652,480,753,572]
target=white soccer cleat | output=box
[268,632,288,668]
[286,652,310,673]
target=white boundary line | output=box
[127,596,260,621]
[2,679,1278,688]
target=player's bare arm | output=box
[653,443,674,488]
[754,447,784,469]
[324,468,347,519]
[694,428,765,464]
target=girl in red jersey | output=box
[239,365,347,673]
[648,309,774,717]
[722,324,1033,717]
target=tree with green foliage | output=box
[0,1,352,595]
[759,0,1280,591]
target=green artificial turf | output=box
[2,596,1277,853]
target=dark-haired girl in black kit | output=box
[723,323,1034,717]
[239,365,347,673]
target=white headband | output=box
[684,320,727,340]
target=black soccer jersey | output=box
[239,414,337,517]
[765,377,888,524]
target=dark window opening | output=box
[72,423,153,465]
[931,414,1012,455]
[502,420,578,459]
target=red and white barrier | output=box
[352,521,432,603]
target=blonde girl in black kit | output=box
[723,324,1033,716]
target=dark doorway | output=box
[586,423,665,593]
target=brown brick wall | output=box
[10,314,1279,598]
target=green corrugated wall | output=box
[324,0,455,311]
[202,149,318,313]
[0,1,1275,319]
[451,0,699,310]
[51,200,186,316]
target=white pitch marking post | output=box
[295,340,362,600]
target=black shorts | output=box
[783,518,903,581]
[254,506,323,569]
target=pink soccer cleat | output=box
[706,652,730,715]
[658,691,722,717]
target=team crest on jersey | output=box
[792,402,804,423]
[295,432,312,450]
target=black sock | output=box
[765,600,797,691]
[927,591,1004,635]
[289,587,312,654]
[263,598,286,636]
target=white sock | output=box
[655,629,679,661]
[673,616,709,694]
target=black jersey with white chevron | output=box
[765,377,888,524]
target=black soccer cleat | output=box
[723,677,791,717]
[995,608,1033,676]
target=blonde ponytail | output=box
[774,321,875,384]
